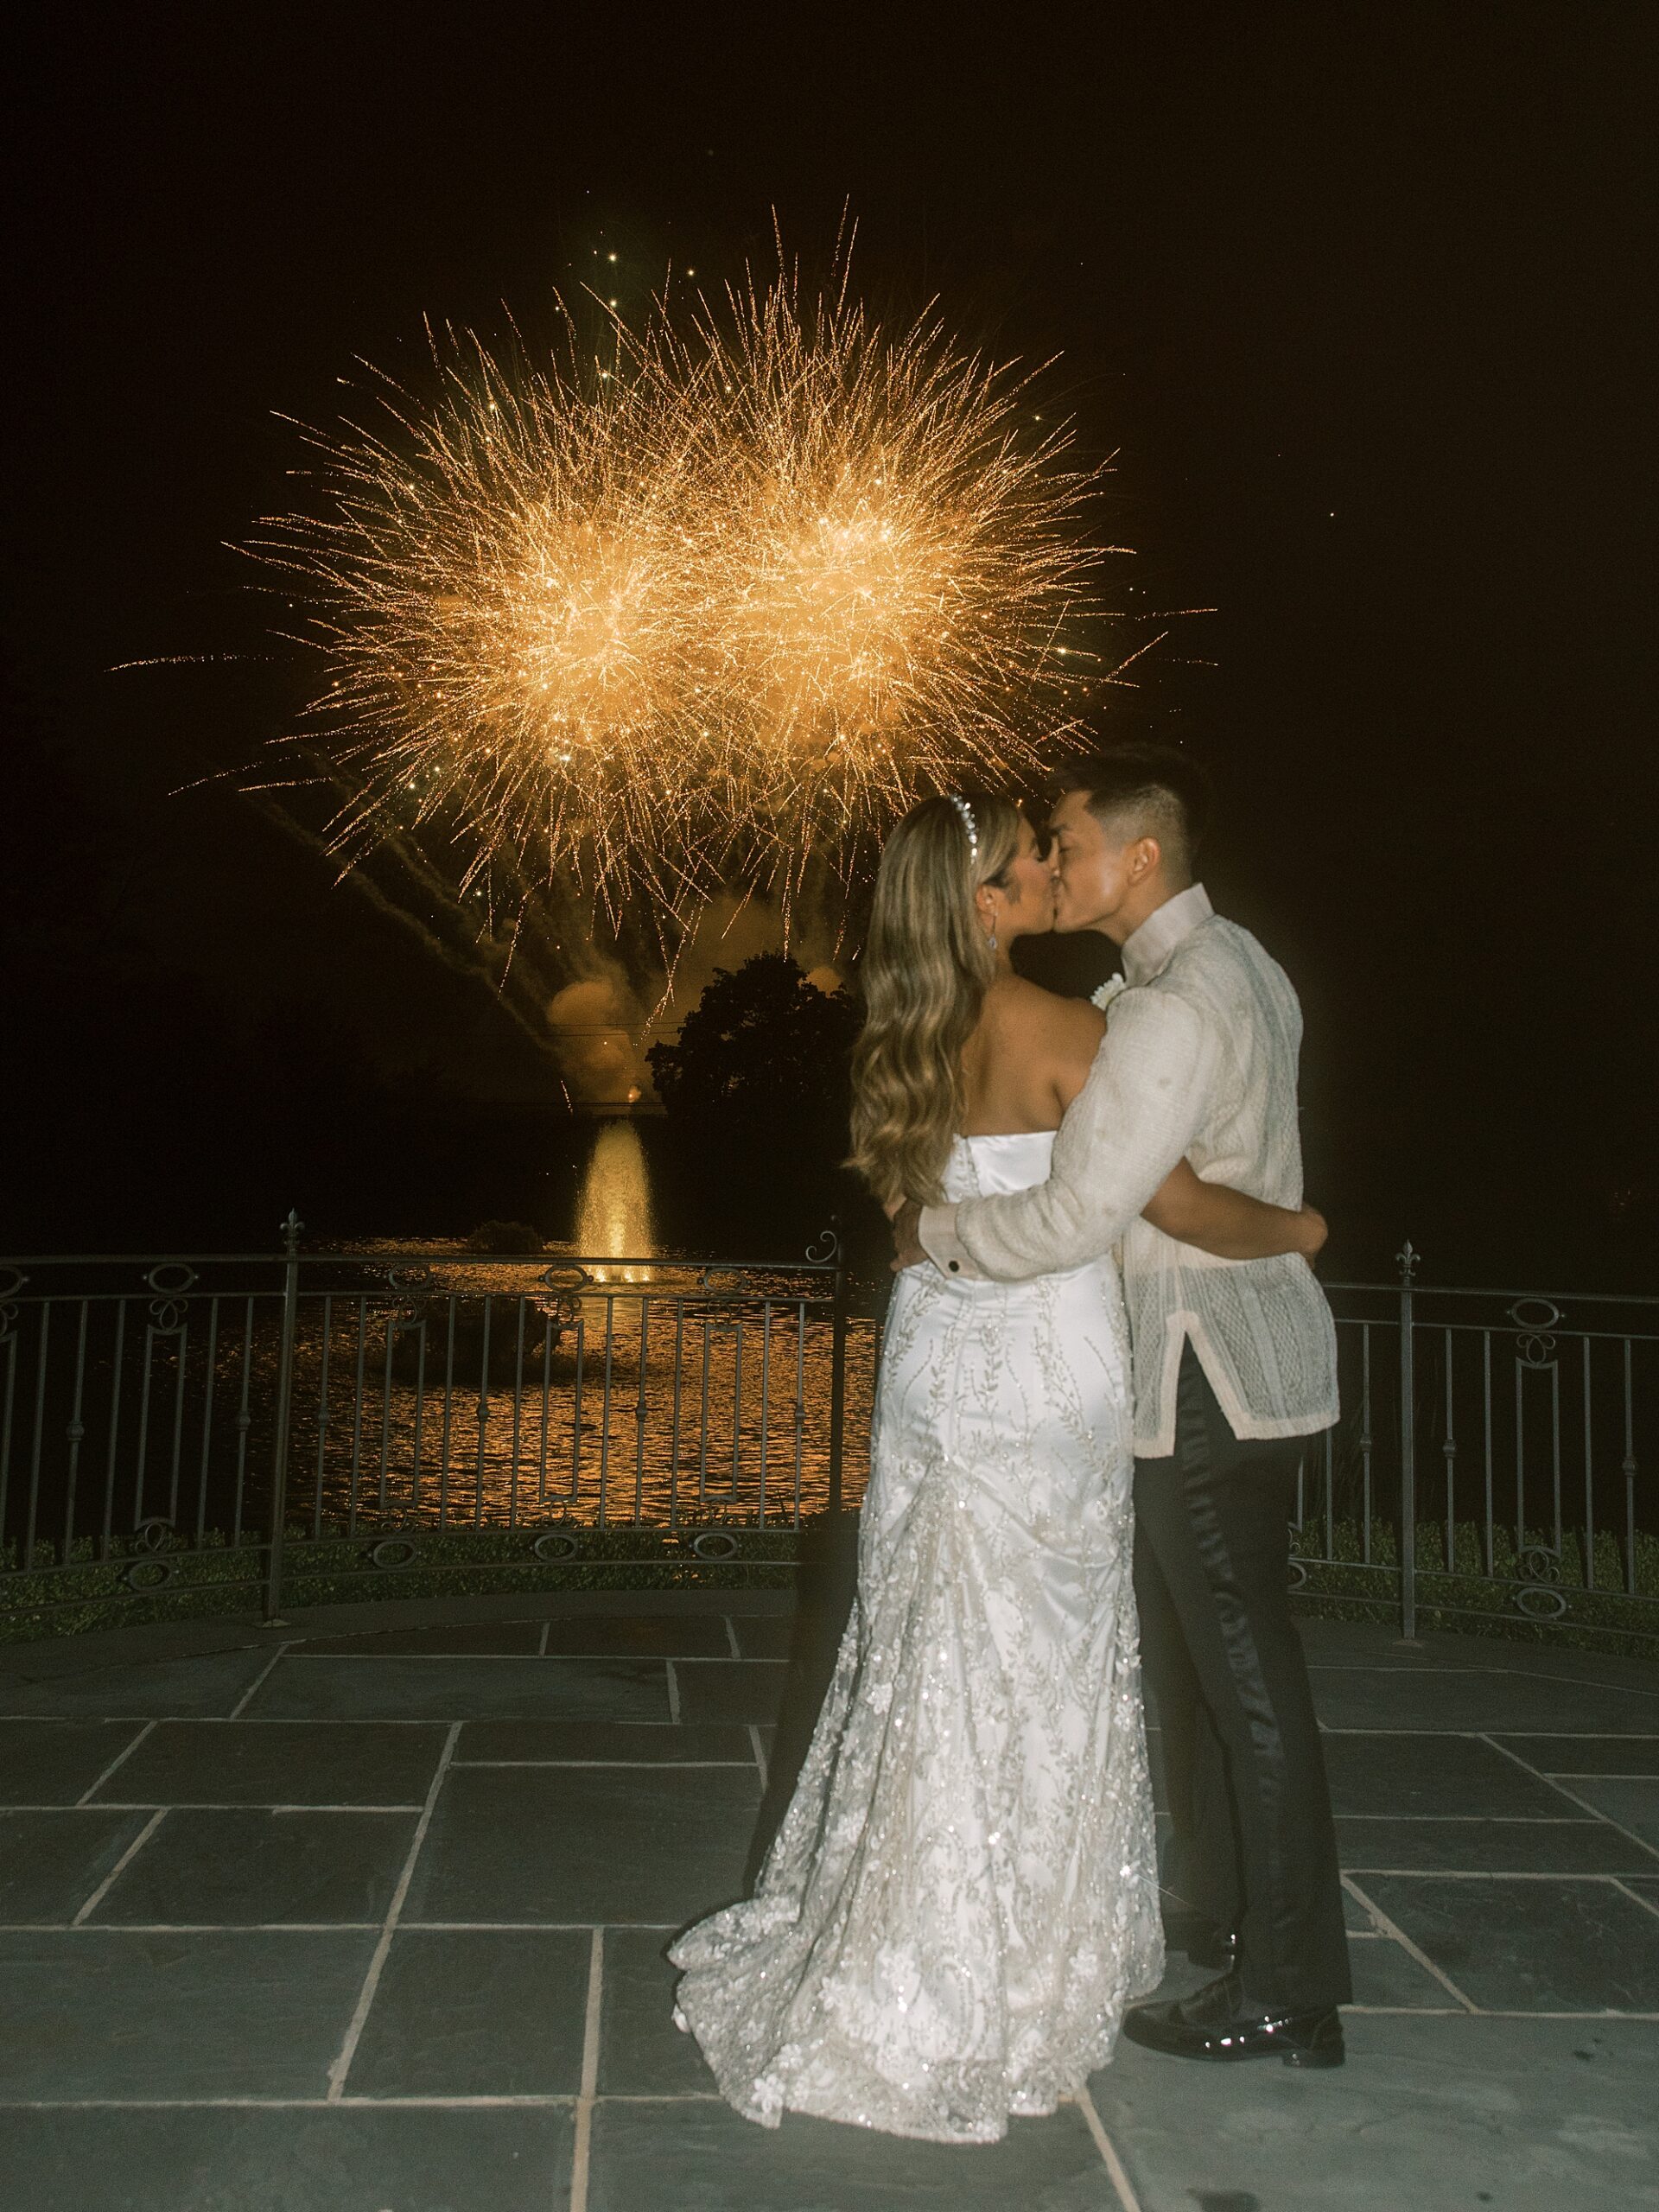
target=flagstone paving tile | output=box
[1306,1667,1659,1735]
[0,1719,146,1805]
[454,1719,754,1764]
[0,1647,279,1719]
[1299,1622,1659,1692]
[288,1620,545,1654]
[1345,1932,1463,2008]
[0,2105,572,2212]
[0,1929,377,2097]
[598,1926,718,2095]
[404,1764,762,1925]
[728,1614,795,1659]
[1298,1620,1450,1665]
[243,1654,670,1724]
[586,2095,1120,2209]
[96,1719,448,1806]
[1495,1733,1659,1776]
[540,1613,733,1656]
[0,1807,154,1923]
[672,1659,789,1726]
[1557,1776,1659,1852]
[86,1808,418,1925]
[1355,1873,1659,2011]
[1343,1885,1382,1931]
[1321,1731,1573,1819]
[344,1927,588,2095]
[1090,2013,1659,2211]
[1336,1814,1653,1874]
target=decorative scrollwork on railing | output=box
[1287,1559,1309,1591]
[1509,1297,1562,1332]
[0,1263,27,1307]
[1509,1297,1561,1370]
[1513,1582,1569,1620]
[804,1227,841,1267]
[371,1536,418,1569]
[145,1262,197,1333]
[123,1555,176,1592]
[1511,1543,1568,1620]
[539,1263,592,1294]
[123,1517,179,1590]
[379,1263,437,1296]
[532,1529,581,1561]
[690,1529,741,1561]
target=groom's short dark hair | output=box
[1058,743,1211,884]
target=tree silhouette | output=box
[647,953,862,1246]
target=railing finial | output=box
[280,1209,305,1257]
[1396,1239,1419,1287]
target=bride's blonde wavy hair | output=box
[849,791,1024,1211]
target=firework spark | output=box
[249,250,1122,946]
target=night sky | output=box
[3,3,1653,1283]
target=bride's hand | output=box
[1293,1205,1328,1260]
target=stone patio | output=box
[2,1589,1656,2211]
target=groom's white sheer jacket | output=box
[919,885,1339,1456]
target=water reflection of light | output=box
[575,1122,655,1282]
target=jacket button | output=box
[948,1261,960,1273]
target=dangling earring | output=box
[988,926,998,952]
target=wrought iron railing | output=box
[2,1224,1654,1646]
[0,1215,868,1628]
[1294,1246,1657,1643]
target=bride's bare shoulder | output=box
[983,976,1106,1058]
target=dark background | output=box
[3,3,1654,1284]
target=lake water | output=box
[281,1119,876,1534]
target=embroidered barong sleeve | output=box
[918,988,1221,1283]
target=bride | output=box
[670,792,1326,2143]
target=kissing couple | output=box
[671,741,1349,2143]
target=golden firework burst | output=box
[695,266,1111,903]
[250,250,1125,946]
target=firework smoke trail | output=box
[247,245,1128,952]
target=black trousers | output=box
[1134,1344,1351,2013]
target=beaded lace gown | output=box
[670,1130,1164,2144]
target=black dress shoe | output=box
[1160,1906,1237,1972]
[1122,1971,1345,2069]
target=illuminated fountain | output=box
[575,1121,656,1282]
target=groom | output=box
[892,742,1350,2068]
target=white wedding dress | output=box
[670,1131,1164,2143]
